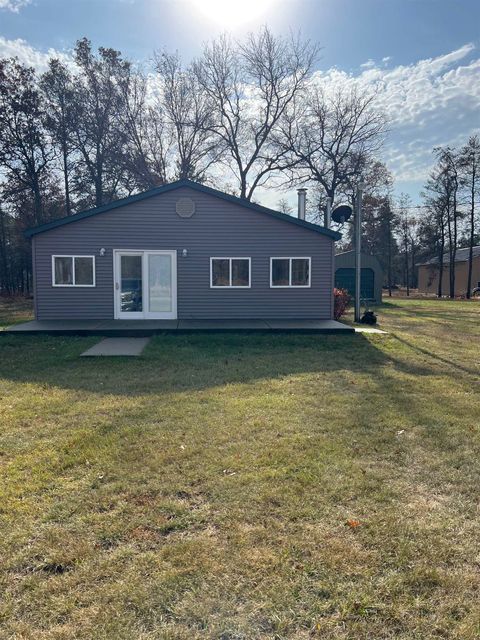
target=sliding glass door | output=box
[114,250,177,319]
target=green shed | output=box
[334,251,383,304]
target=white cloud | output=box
[0,0,30,12]
[0,35,478,192]
[311,43,480,184]
[360,59,375,69]
[0,36,72,72]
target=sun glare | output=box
[189,0,277,27]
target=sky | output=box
[1,0,479,209]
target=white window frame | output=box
[270,257,311,288]
[210,257,251,289]
[52,255,96,287]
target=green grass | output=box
[0,298,479,639]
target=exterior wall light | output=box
[100,248,106,256]
[182,249,188,258]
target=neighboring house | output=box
[25,179,341,321]
[334,251,383,304]
[417,246,480,296]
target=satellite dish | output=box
[332,204,353,224]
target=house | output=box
[24,180,341,323]
[334,250,383,304]
[417,246,480,296]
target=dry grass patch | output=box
[0,298,479,638]
[0,296,33,328]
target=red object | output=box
[334,287,351,320]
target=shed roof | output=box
[417,245,480,266]
[334,250,383,272]
[24,179,341,240]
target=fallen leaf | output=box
[345,519,361,529]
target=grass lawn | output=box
[0,296,33,329]
[0,298,479,639]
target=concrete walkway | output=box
[354,326,388,334]
[81,337,150,357]
[4,318,355,336]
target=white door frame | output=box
[113,249,177,320]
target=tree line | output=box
[0,28,390,294]
[336,136,479,299]
[0,29,478,298]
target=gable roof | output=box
[417,245,480,266]
[335,250,383,271]
[24,179,341,240]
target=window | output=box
[210,257,251,288]
[270,257,311,288]
[52,255,95,287]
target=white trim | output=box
[113,249,177,320]
[270,257,311,288]
[210,257,251,288]
[52,255,96,287]
[113,251,144,320]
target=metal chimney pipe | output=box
[325,197,332,228]
[297,188,307,220]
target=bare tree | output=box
[73,38,131,207]
[422,168,450,297]
[155,51,219,182]
[0,205,13,294]
[458,135,480,298]
[396,193,419,295]
[118,69,171,191]
[40,58,78,215]
[408,212,420,290]
[0,58,53,226]
[278,84,387,206]
[433,147,460,298]
[276,197,293,214]
[194,27,317,199]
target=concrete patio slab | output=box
[3,318,355,335]
[80,337,150,357]
[6,319,105,333]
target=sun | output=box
[189,0,277,27]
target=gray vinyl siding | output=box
[31,235,38,319]
[33,187,335,320]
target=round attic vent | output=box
[176,197,195,218]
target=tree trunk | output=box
[240,173,248,200]
[403,227,410,295]
[405,251,410,296]
[411,244,417,289]
[387,231,392,297]
[95,172,103,207]
[446,203,455,299]
[95,149,103,207]
[437,235,444,298]
[466,175,476,298]
[62,141,72,216]
[33,179,44,226]
[0,208,12,295]
[451,188,457,297]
